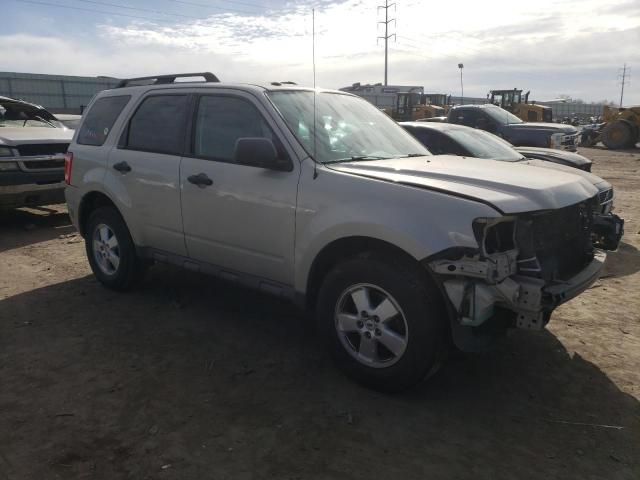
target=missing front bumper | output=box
[592,214,624,251]
[430,251,606,331]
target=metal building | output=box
[340,83,424,110]
[0,72,119,114]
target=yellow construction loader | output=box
[423,93,453,114]
[384,91,445,121]
[584,105,640,149]
[489,89,552,122]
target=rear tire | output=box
[602,121,633,149]
[316,255,447,392]
[85,206,146,291]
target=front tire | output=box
[317,255,447,392]
[85,206,145,291]
[602,121,633,149]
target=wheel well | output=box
[305,236,424,311]
[78,191,118,236]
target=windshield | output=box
[267,90,431,163]
[0,100,62,128]
[483,105,523,125]
[446,127,525,161]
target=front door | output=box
[180,93,299,285]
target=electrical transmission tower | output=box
[618,63,630,108]
[377,0,395,86]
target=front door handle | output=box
[187,173,213,188]
[113,161,132,173]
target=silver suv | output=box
[65,73,607,391]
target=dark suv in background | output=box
[447,104,579,151]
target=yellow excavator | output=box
[582,105,640,149]
[423,94,453,115]
[384,91,445,121]
[489,89,552,122]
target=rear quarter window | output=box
[77,95,131,146]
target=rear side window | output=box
[125,95,189,155]
[77,95,130,146]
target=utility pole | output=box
[377,0,395,86]
[458,63,464,104]
[619,63,628,108]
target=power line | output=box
[13,0,269,23]
[395,35,425,50]
[377,0,395,86]
[71,0,202,19]
[167,0,263,15]
[167,0,266,10]
[12,0,179,23]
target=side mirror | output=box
[234,138,291,171]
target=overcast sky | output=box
[2,0,639,104]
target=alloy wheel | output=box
[334,283,409,368]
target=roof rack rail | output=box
[270,81,297,86]
[115,72,220,88]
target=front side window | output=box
[77,95,130,146]
[452,109,479,127]
[193,96,276,163]
[126,95,189,154]
[267,91,430,164]
[430,131,468,156]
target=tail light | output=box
[64,152,73,185]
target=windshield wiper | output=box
[324,155,391,164]
[34,115,56,128]
[400,153,426,158]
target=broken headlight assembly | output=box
[472,217,517,255]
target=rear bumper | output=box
[64,185,80,231]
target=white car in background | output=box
[0,96,72,209]
[54,113,82,130]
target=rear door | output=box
[180,91,298,285]
[108,93,189,255]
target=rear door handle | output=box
[113,161,131,173]
[187,173,213,187]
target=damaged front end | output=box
[592,188,624,251]
[428,197,608,350]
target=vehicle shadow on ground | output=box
[602,241,640,279]
[0,267,638,479]
[0,206,74,253]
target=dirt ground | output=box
[1,147,639,480]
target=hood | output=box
[0,127,73,145]
[520,159,610,192]
[515,146,592,168]
[505,122,577,134]
[327,156,599,214]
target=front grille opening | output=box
[16,143,69,157]
[520,198,596,281]
[23,160,65,170]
